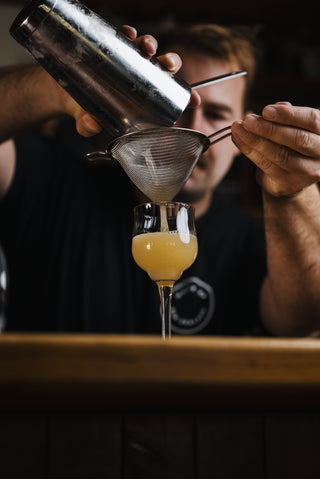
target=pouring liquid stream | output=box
[160,203,169,232]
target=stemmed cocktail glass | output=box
[132,202,198,339]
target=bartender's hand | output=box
[64,25,200,137]
[231,102,320,197]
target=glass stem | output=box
[157,283,173,340]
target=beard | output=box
[173,185,208,204]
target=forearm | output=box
[261,184,320,336]
[0,64,66,143]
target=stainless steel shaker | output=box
[10,0,191,138]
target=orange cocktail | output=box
[132,231,198,286]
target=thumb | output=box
[76,113,102,137]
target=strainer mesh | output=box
[110,128,205,203]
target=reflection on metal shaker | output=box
[0,244,7,333]
[10,0,191,138]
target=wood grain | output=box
[48,413,122,479]
[1,334,320,408]
[123,413,195,478]
[196,413,264,478]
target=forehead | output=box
[177,52,246,114]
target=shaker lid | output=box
[10,0,56,43]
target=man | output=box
[0,24,319,336]
[158,24,320,336]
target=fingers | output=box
[73,24,202,135]
[231,121,291,172]
[119,25,137,41]
[76,114,102,137]
[262,103,320,135]
[119,25,183,74]
[239,113,320,158]
[157,52,182,72]
[135,34,158,58]
[231,119,320,196]
[231,119,319,172]
[119,25,158,58]
[189,90,201,109]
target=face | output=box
[173,49,246,205]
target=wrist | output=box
[34,66,69,118]
[0,64,70,142]
[262,184,320,237]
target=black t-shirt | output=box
[0,132,267,335]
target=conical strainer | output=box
[85,125,231,203]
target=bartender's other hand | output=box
[231,102,320,197]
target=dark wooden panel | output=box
[0,412,47,478]
[123,412,195,478]
[265,412,320,479]
[196,412,265,479]
[48,412,122,479]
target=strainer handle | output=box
[207,125,232,146]
[190,71,247,90]
[84,151,112,161]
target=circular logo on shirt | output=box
[171,276,215,334]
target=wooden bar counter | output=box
[1,334,320,478]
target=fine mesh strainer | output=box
[85,125,231,203]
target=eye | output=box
[204,108,228,121]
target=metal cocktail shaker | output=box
[10,0,191,138]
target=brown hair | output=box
[158,24,259,107]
